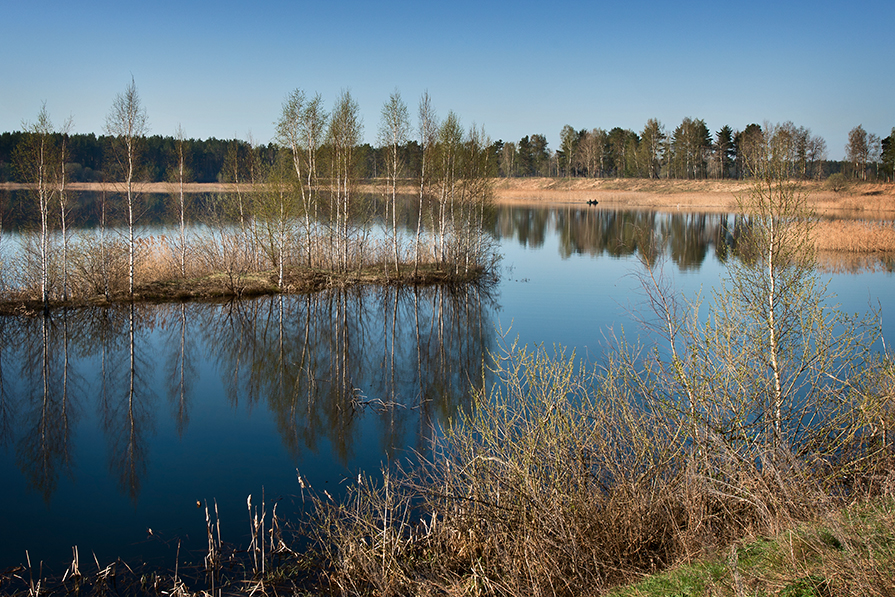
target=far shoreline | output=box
[3,178,894,260]
[3,177,894,216]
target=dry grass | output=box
[0,181,252,194]
[609,497,895,597]
[812,220,895,253]
[295,339,895,596]
[0,228,495,313]
[490,178,895,256]
[3,178,893,215]
[490,178,895,218]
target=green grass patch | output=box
[608,498,895,597]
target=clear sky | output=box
[2,0,892,159]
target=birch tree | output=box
[18,104,55,308]
[637,122,878,462]
[276,90,328,268]
[57,117,73,301]
[559,125,578,178]
[255,153,297,287]
[435,112,463,263]
[276,89,310,263]
[327,90,362,272]
[845,125,869,180]
[105,78,148,295]
[378,90,410,276]
[639,119,666,179]
[301,94,327,265]
[172,125,189,277]
[499,141,516,178]
[415,92,438,275]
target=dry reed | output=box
[298,335,895,596]
[812,220,895,253]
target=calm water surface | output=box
[0,205,892,571]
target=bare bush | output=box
[68,234,129,297]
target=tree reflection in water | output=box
[493,205,750,270]
[1,283,495,505]
[196,285,494,464]
[493,204,893,273]
[14,312,81,502]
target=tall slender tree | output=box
[713,125,734,179]
[327,90,362,272]
[845,125,869,180]
[436,112,463,263]
[881,128,895,182]
[670,118,710,179]
[499,141,516,178]
[378,90,410,276]
[105,78,148,295]
[276,88,310,264]
[416,92,438,275]
[18,104,55,308]
[639,119,666,179]
[172,125,189,277]
[57,117,73,301]
[734,124,763,179]
[559,125,579,178]
[301,94,327,266]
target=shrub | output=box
[826,172,848,193]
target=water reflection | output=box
[492,206,739,269]
[0,285,494,506]
[491,205,893,273]
[100,305,155,501]
[3,203,890,569]
[14,313,80,502]
[196,286,492,463]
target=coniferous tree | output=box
[713,125,734,179]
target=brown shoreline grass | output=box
[0,262,485,316]
[490,177,895,217]
[4,178,894,216]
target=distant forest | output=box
[1,119,894,185]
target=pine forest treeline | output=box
[3,118,895,186]
[502,121,895,182]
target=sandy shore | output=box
[489,177,895,218]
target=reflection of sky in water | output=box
[497,207,893,358]
[0,287,492,571]
[0,204,892,573]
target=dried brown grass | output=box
[812,220,895,253]
[301,340,895,596]
[490,178,895,219]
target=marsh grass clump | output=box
[295,342,889,596]
[300,340,893,596]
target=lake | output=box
[0,203,892,572]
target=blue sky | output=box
[2,0,892,159]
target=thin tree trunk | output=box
[127,137,135,296]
